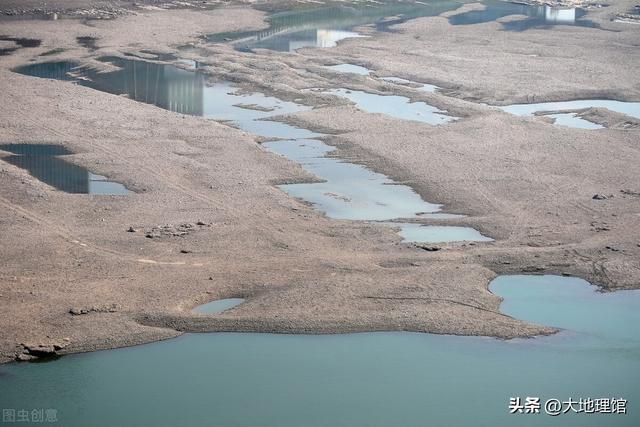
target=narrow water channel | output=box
[324,63,441,92]
[1,275,637,427]
[14,57,489,243]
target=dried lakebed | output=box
[2,3,639,425]
[14,57,489,243]
[1,275,638,427]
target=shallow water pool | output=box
[193,298,245,314]
[500,99,640,129]
[546,112,604,130]
[324,63,372,76]
[396,223,493,243]
[264,139,441,221]
[0,144,131,195]
[379,76,439,93]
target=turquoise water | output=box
[1,275,638,426]
[492,275,640,342]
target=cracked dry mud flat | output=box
[0,0,639,366]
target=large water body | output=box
[14,57,489,242]
[1,275,637,427]
[204,0,596,52]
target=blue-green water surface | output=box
[1,275,638,426]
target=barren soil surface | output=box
[0,0,638,362]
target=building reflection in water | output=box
[544,7,576,24]
[212,0,462,52]
[15,57,204,117]
[206,0,595,52]
[0,144,130,195]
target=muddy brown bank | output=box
[0,0,639,362]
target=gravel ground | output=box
[0,0,638,362]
